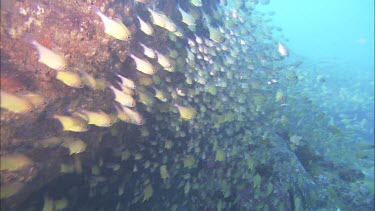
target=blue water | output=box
[259,0,375,200]
[259,0,374,69]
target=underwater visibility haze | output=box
[0,0,374,210]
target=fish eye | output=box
[28,108,34,113]
[167,64,172,68]
[127,35,131,39]
[78,84,84,88]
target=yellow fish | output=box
[163,16,177,32]
[177,4,196,26]
[30,39,67,71]
[1,90,34,114]
[55,71,83,88]
[1,153,32,171]
[39,136,64,148]
[275,90,285,102]
[173,104,197,120]
[159,165,169,181]
[129,53,156,75]
[152,87,167,102]
[94,8,131,41]
[61,137,87,155]
[0,182,24,199]
[119,105,143,125]
[137,89,155,106]
[80,71,97,89]
[147,7,166,28]
[116,81,135,96]
[75,110,113,127]
[117,74,136,89]
[143,184,153,202]
[139,42,156,59]
[16,91,46,108]
[190,0,202,7]
[136,15,154,36]
[207,25,224,43]
[147,8,177,32]
[53,114,89,132]
[155,50,172,69]
[114,104,131,123]
[138,76,154,86]
[174,26,185,37]
[109,85,136,107]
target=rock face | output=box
[1,0,138,209]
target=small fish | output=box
[117,81,135,96]
[154,50,172,69]
[80,71,97,89]
[61,137,87,155]
[147,7,176,32]
[137,89,155,106]
[118,104,144,125]
[129,53,156,75]
[139,42,156,59]
[194,34,203,44]
[186,47,195,60]
[53,115,89,132]
[39,137,64,148]
[162,16,177,32]
[16,91,46,108]
[30,39,67,71]
[275,90,285,102]
[153,87,167,102]
[117,74,136,89]
[55,71,83,88]
[190,0,202,7]
[118,182,126,196]
[114,104,131,123]
[187,38,196,47]
[177,4,196,26]
[173,104,197,120]
[277,42,288,57]
[138,76,154,86]
[1,153,32,171]
[201,11,212,24]
[75,110,113,127]
[1,90,34,114]
[168,49,179,59]
[93,7,131,41]
[136,15,154,36]
[159,165,169,181]
[0,182,25,199]
[174,26,185,37]
[147,7,166,28]
[207,25,224,43]
[290,134,302,145]
[109,85,136,107]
